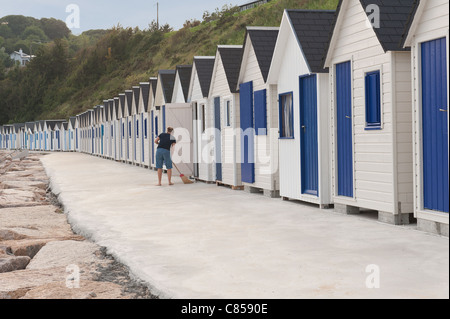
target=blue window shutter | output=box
[254,89,267,135]
[239,81,255,184]
[162,106,166,133]
[365,71,381,128]
[144,119,148,138]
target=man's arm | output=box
[155,137,160,145]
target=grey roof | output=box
[244,27,279,81]
[218,46,243,93]
[125,90,133,115]
[69,117,76,127]
[46,120,65,130]
[194,57,215,98]
[159,70,176,104]
[150,78,158,97]
[325,0,419,63]
[63,122,68,130]
[114,97,120,117]
[286,10,336,73]
[140,83,151,112]
[132,86,140,114]
[359,0,418,52]
[25,122,35,131]
[176,65,193,102]
[119,94,126,117]
[108,100,115,120]
[103,100,110,121]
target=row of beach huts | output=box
[1,0,448,236]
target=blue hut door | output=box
[336,61,354,198]
[421,38,449,213]
[300,74,319,196]
[151,111,155,165]
[240,81,255,184]
[101,125,104,155]
[214,97,222,181]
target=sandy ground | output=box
[40,152,449,299]
[0,151,156,299]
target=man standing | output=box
[155,126,176,186]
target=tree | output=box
[40,18,71,40]
[0,24,13,39]
[22,25,49,43]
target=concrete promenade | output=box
[40,152,449,299]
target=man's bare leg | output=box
[168,169,174,186]
[157,169,163,186]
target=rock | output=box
[27,240,103,270]
[0,267,69,297]
[6,237,84,259]
[0,229,28,241]
[0,246,12,256]
[0,206,74,239]
[20,281,129,299]
[0,256,31,273]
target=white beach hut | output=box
[172,65,193,104]
[187,56,216,182]
[402,0,449,236]
[266,10,336,206]
[323,0,419,224]
[208,45,244,189]
[136,82,151,167]
[132,86,141,165]
[238,26,280,198]
[148,77,158,169]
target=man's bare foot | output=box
[156,183,162,186]
[169,182,174,186]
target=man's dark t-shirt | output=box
[158,133,176,151]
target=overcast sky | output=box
[0,0,240,34]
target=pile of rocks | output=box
[0,151,156,299]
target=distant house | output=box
[10,49,35,67]
[239,0,271,11]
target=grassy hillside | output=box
[0,0,338,125]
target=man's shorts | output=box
[156,148,173,170]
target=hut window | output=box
[201,105,206,133]
[279,92,294,138]
[129,122,132,137]
[365,70,381,129]
[136,120,139,138]
[225,101,231,127]
[122,123,125,138]
[254,89,267,135]
[144,119,148,138]
[111,125,114,138]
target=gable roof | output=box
[325,0,418,64]
[103,100,110,121]
[132,86,140,114]
[244,27,279,81]
[125,90,133,115]
[69,117,76,127]
[360,0,418,51]
[140,82,151,112]
[176,65,193,102]
[285,10,336,73]
[218,46,244,93]
[119,94,126,117]
[114,97,120,117]
[149,77,158,98]
[193,57,215,97]
[159,70,176,103]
